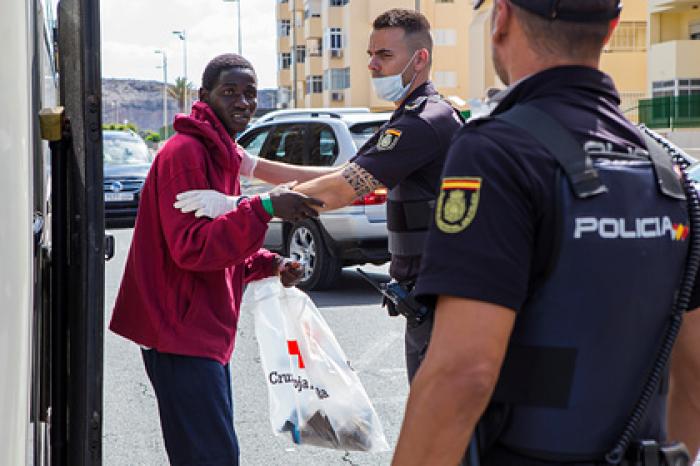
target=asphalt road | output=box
[103,228,408,466]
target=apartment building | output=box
[469,0,649,120]
[648,0,700,98]
[276,0,655,117]
[639,0,700,133]
[276,0,473,111]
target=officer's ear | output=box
[491,0,512,43]
[415,48,430,72]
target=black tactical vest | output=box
[387,96,464,275]
[482,105,689,462]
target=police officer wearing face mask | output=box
[337,8,464,382]
[291,8,463,382]
[392,1,700,466]
[174,8,464,383]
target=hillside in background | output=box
[101,78,278,132]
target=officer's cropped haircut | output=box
[373,9,433,63]
[201,53,257,91]
[510,0,615,61]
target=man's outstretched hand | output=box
[173,183,324,222]
[269,183,325,223]
[276,257,305,287]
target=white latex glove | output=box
[173,189,239,218]
[239,149,259,178]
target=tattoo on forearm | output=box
[341,162,382,197]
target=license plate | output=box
[105,192,134,202]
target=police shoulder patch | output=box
[404,96,427,112]
[435,177,482,233]
[376,128,402,151]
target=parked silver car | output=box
[237,111,392,290]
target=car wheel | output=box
[287,220,342,291]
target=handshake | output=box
[173,183,325,288]
[173,182,324,223]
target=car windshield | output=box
[103,133,150,165]
[349,122,386,149]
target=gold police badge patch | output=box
[436,177,482,233]
[376,128,402,151]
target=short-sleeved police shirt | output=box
[351,81,463,281]
[351,81,457,190]
[415,66,700,312]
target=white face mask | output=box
[371,51,418,102]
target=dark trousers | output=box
[141,349,239,466]
[405,314,434,382]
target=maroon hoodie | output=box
[110,101,277,364]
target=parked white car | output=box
[237,111,392,290]
[254,107,370,125]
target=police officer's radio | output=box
[355,268,430,327]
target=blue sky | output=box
[100,0,278,89]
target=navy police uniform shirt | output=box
[414,66,700,466]
[415,66,659,311]
[351,81,463,281]
[416,66,700,312]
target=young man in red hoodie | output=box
[109,54,322,466]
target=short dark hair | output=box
[373,9,433,59]
[511,0,615,60]
[201,53,256,90]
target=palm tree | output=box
[168,77,194,114]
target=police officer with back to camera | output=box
[391,1,700,465]
[175,9,464,383]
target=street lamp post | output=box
[222,0,243,55]
[291,0,297,108]
[155,49,168,138]
[172,29,188,109]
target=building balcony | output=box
[304,16,321,38]
[638,95,700,129]
[649,40,700,83]
[304,55,323,75]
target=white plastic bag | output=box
[242,277,389,452]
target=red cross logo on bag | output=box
[287,340,305,369]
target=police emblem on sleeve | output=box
[436,177,482,233]
[376,128,402,151]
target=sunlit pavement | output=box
[102,228,700,466]
[103,228,406,465]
